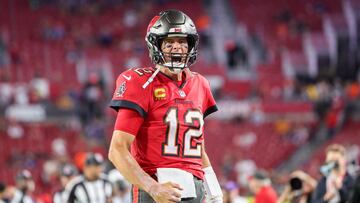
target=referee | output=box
[53,164,78,203]
[11,170,35,203]
[64,153,113,203]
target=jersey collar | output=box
[152,67,193,88]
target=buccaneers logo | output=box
[116,81,126,97]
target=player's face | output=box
[161,37,188,64]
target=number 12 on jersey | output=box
[162,107,204,158]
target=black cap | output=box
[85,153,104,166]
[60,164,78,177]
[252,170,269,180]
[16,169,32,181]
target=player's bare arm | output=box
[108,130,182,203]
[201,142,212,168]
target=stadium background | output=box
[0,0,359,201]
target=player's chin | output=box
[170,68,183,74]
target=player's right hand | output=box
[149,182,183,203]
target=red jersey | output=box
[110,67,217,179]
[254,186,278,203]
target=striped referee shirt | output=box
[10,190,34,203]
[53,189,66,203]
[64,175,113,203]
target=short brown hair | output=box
[326,144,346,156]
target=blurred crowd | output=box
[0,144,359,203]
[217,143,360,203]
[0,152,131,203]
[0,0,360,203]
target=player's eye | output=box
[164,43,173,49]
[180,43,188,49]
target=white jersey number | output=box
[162,107,204,157]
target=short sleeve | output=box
[109,70,150,117]
[114,108,144,136]
[203,79,218,118]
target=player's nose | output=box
[171,42,183,53]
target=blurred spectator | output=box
[222,181,247,203]
[289,124,310,145]
[0,182,6,203]
[64,153,112,203]
[345,82,360,100]
[324,109,339,138]
[11,170,35,203]
[196,14,211,49]
[42,159,59,185]
[53,164,78,203]
[14,85,29,105]
[123,10,138,28]
[274,118,291,137]
[226,40,248,69]
[277,170,317,203]
[248,170,278,203]
[98,26,113,47]
[84,118,106,144]
[30,73,50,102]
[312,81,332,120]
[350,173,360,203]
[249,32,267,64]
[55,92,76,111]
[80,72,105,124]
[0,27,10,67]
[6,120,24,139]
[52,138,67,157]
[312,144,355,203]
[0,82,12,108]
[346,144,360,177]
[250,106,265,125]
[108,169,130,203]
[235,158,257,187]
[221,153,235,180]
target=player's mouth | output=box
[171,54,183,62]
[162,52,188,69]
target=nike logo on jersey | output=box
[122,75,131,81]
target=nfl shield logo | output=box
[116,81,126,97]
[179,90,186,98]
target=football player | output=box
[108,9,222,203]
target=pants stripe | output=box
[132,186,139,203]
